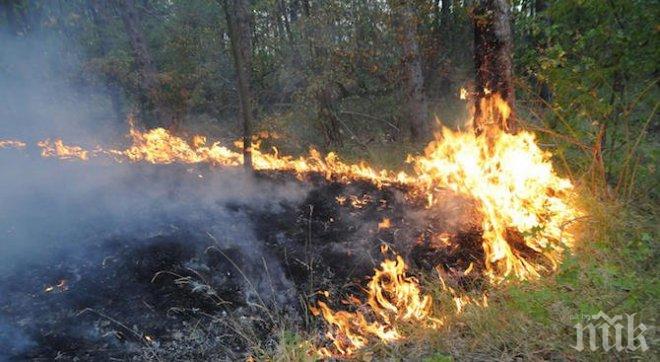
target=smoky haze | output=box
[0,32,124,144]
[0,29,309,359]
[0,28,306,262]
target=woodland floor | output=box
[0,168,493,360]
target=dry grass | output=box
[261,190,656,361]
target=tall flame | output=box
[410,127,575,281]
[309,94,578,355]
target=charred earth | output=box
[1,159,490,360]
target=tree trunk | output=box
[114,0,175,129]
[222,0,253,170]
[428,0,452,95]
[472,0,516,133]
[391,0,429,141]
[2,0,23,35]
[88,0,124,124]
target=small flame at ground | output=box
[44,279,68,293]
[37,139,89,160]
[378,218,391,230]
[0,139,27,149]
[310,249,441,357]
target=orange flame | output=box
[410,125,576,280]
[310,94,577,355]
[0,139,26,149]
[37,139,89,160]
[2,93,580,355]
[310,253,440,357]
[7,95,578,284]
[378,218,391,230]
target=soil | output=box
[0,168,489,360]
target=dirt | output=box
[0,169,488,360]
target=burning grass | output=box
[0,93,598,360]
[25,95,579,281]
[0,139,27,149]
[310,246,441,357]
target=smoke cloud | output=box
[0,28,311,359]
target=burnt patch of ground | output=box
[0,169,490,360]
[247,173,491,311]
[0,231,238,359]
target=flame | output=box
[310,253,440,357]
[459,87,468,100]
[122,117,243,166]
[0,139,26,149]
[2,93,580,355]
[44,279,68,293]
[378,218,391,230]
[310,95,577,355]
[37,139,89,160]
[438,272,488,315]
[6,94,577,283]
[410,100,577,281]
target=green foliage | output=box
[515,0,658,200]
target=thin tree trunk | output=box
[2,0,22,35]
[472,0,516,133]
[428,0,452,95]
[88,0,124,123]
[222,0,253,170]
[392,0,428,141]
[114,0,175,129]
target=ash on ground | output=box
[0,162,485,360]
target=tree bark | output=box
[114,0,176,129]
[472,0,516,133]
[222,0,253,170]
[391,0,429,141]
[428,0,452,95]
[2,0,23,35]
[88,0,124,123]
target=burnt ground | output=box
[0,166,491,361]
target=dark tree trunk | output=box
[472,0,516,133]
[2,0,22,35]
[222,0,253,170]
[440,0,451,29]
[114,0,176,129]
[88,0,124,123]
[392,0,429,141]
[353,1,368,90]
[428,0,453,95]
[289,0,299,22]
[278,0,294,46]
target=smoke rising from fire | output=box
[0,30,313,357]
[0,21,580,359]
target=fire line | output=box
[1,93,580,357]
